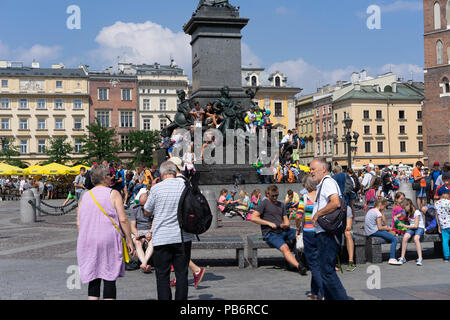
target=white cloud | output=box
[0,41,62,64]
[242,42,263,67]
[90,21,191,71]
[380,1,423,13]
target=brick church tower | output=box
[423,0,450,166]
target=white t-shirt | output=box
[312,175,342,234]
[281,134,292,144]
[410,210,425,229]
[435,175,444,187]
[19,180,25,191]
[362,171,375,189]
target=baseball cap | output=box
[433,161,440,167]
[169,157,184,171]
[368,163,375,169]
[437,187,450,196]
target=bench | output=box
[354,232,443,264]
[192,236,245,269]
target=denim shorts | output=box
[417,187,426,198]
[406,227,424,237]
[263,229,297,250]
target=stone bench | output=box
[191,235,245,269]
[354,232,443,264]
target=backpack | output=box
[424,206,438,234]
[353,175,361,193]
[364,172,376,191]
[343,175,355,196]
[177,175,212,237]
[84,170,95,190]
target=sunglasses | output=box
[270,194,279,198]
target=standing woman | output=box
[77,165,134,300]
[297,175,323,300]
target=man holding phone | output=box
[251,185,307,275]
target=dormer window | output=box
[251,75,257,87]
[275,76,281,87]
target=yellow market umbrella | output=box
[69,165,91,175]
[298,165,310,173]
[39,163,72,175]
[0,163,18,175]
[23,165,43,175]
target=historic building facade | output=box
[0,61,89,165]
[423,0,450,166]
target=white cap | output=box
[368,163,375,169]
[169,157,184,171]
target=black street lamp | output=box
[343,117,359,169]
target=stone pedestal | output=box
[20,190,36,223]
[398,181,417,207]
[184,5,249,108]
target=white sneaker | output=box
[388,258,402,265]
[416,258,423,266]
[398,257,406,264]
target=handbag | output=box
[412,181,421,191]
[89,190,130,263]
[316,176,347,233]
[296,232,304,251]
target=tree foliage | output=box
[80,120,121,164]
[43,136,74,165]
[0,137,27,168]
[128,130,160,167]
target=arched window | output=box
[384,85,392,92]
[251,75,257,87]
[437,40,444,64]
[275,76,281,87]
[447,0,450,27]
[435,2,442,30]
[443,77,450,93]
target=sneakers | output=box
[397,257,407,264]
[224,213,232,218]
[416,258,423,266]
[444,259,449,263]
[193,268,206,288]
[297,265,307,276]
[346,262,356,272]
[388,258,402,265]
[169,278,176,288]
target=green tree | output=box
[0,137,27,168]
[43,136,74,165]
[128,130,160,167]
[80,120,121,163]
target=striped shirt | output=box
[144,177,193,247]
[297,194,315,232]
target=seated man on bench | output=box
[250,185,307,275]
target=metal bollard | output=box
[200,188,218,229]
[31,188,41,217]
[398,181,417,208]
[20,189,36,223]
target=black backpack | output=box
[177,175,212,237]
[84,170,95,190]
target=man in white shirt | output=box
[310,158,349,300]
[361,164,375,191]
[280,130,293,155]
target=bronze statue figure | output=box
[197,0,234,10]
[214,86,247,134]
[161,90,193,138]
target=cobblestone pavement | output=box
[0,200,449,300]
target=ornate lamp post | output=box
[343,117,359,169]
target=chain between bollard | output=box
[28,200,78,216]
[39,199,76,210]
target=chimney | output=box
[360,69,367,81]
[392,82,397,93]
[31,61,40,69]
[351,72,359,83]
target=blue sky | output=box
[0,0,424,94]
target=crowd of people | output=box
[0,175,67,200]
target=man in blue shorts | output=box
[251,185,307,275]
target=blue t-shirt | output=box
[332,172,347,195]
[116,169,126,187]
[431,170,443,185]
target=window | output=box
[335,143,338,155]
[120,111,133,128]
[418,125,423,135]
[55,118,63,130]
[38,140,46,154]
[377,141,383,153]
[322,106,326,115]
[443,77,450,93]
[323,121,327,132]
[328,141,332,154]
[1,80,8,87]
[434,2,441,30]
[399,110,405,119]
[74,99,82,110]
[122,88,132,101]
[56,81,63,88]
[377,125,383,135]
[316,142,320,155]
[300,122,303,134]
[400,141,406,153]
[417,110,422,120]
[365,142,371,153]
[19,99,28,109]
[251,76,257,87]
[160,119,168,130]
[37,99,46,109]
[399,125,406,134]
[316,122,320,134]
[159,99,167,111]
[363,110,369,119]
[98,88,109,101]
[143,99,150,111]
[1,118,9,130]
[96,111,110,127]
[334,113,338,123]
[274,102,283,117]
[275,76,281,87]
[328,106,332,114]
[37,119,46,130]
[143,119,151,131]
[376,110,382,119]
[1,98,9,109]
[121,135,131,152]
[437,40,444,65]
[447,0,450,28]
[19,119,28,130]
[20,140,27,154]
[74,139,82,153]
[418,141,424,152]
[74,118,82,130]
[55,99,63,110]
[364,125,370,134]
[316,109,319,116]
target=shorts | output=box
[292,149,300,161]
[131,229,150,240]
[263,228,297,250]
[406,227,424,237]
[417,187,426,198]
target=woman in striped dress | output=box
[297,175,324,300]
